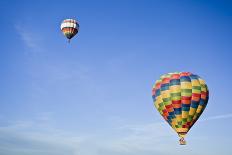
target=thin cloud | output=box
[102,122,176,154]
[15,24,41,51]
[200,113,232,122]
[0,115,81,155]
[0,119,177,155]
[1,113,231,155]
[107,113,232,154]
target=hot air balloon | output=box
[152,72,209,145]
[60,18,79,43]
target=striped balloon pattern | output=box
[61,19,79,41]
[152,72,209,144]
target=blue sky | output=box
[0,0,232,154]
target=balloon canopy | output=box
[152,72,209,145]
[60,19,79,42]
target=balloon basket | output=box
[179,137,186,145]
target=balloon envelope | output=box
[152,72,209,144]
[61,19,79,42]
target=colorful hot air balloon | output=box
[152,72,209,145]
[60,18,79,43]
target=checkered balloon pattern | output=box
[152,72,209,139]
